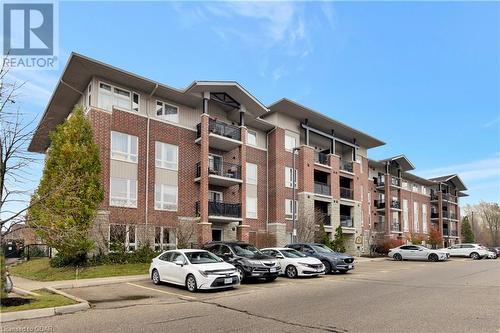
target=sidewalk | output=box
[354,256,388,263]
[11,274,149,292]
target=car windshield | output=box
[311,244,334,253]
[185,251,223,264]
[281,249,307,258]
[232,244,261,257]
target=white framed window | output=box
[156,100,179,123]
[422,204,428,234]
[209,190,223,202]
[98,82,112,110]
[87,82,92,107]
[247,163,257,185]
[246,195,257,219]
[413,202,419,232]
[132,92,140,112]
[155,184,178,211]
[412,184,419,193]
[403,199,409,232]
[109,224,137,252]
[285,199,297,218]
[154,226,176,251]
[155,142,178,170]
[247,130,257,146]
[285,167,297,188]
[402,181,408,189]
[111,131,138,163]
[421,186,427,195]
[98,82,138,112]
[110,178,137,208]
[284,134,296,151]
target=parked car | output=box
[285,243,354,274]
[388,245,449,261]
[261,247,325,278]
[203,242,280,282]
[488,247,500,257]
[482,247,498,259]
[441,243,489,260]
[149,249,239,292]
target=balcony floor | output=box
[195,133,242,151]
[195,175,243,187]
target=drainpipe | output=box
[292,147,301,243]
[145,84,158,240]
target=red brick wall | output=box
[247,146,268,231]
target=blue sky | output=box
[7,1,500,216]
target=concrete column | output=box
[438,192,444,246]
[240,121,247,226]
[385,173,391,235]
[198,111,211,245]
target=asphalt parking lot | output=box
[3,258,499,333]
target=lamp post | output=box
[292,147,301,243]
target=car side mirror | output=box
[174,260,184,266]
[275,254,284,259]
[223,253,233,258]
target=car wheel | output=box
[151,269,161,285]
[285,265,298,279]
[235,266,245,283]
[265,276,277,282]
[470,252,480,260]
[322,261,331,274]
[186,274,197,292]
[393,253,403,261]
[428,253,439,262]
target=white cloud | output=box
[483,116,500,128]
[6,70,58,107]
[417,156,500,183]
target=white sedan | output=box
[149,249,240,292]
[261,247,325,278]
[388,245,449,262]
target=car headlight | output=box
[198,270,208,277]
[298,262,310,267]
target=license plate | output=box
[270,267,277,273]
[224,278,233,284]
[348,265,353,269]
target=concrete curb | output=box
[50,274,149,289]
[12,287,40,297]
[0,287,90,323]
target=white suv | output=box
[442,244,489,260]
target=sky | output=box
[5,0,500,219]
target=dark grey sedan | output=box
[285,243,354,274]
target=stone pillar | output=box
[237,224,250,242]
[268,223,287,246]
[240,120,247,226]
[384,173,391,235]
[438,191,444,246]
[198,108,211,245]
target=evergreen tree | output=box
[461,216,475,243]
[29,105,103,259]
[315,220,332,248]
[331,225,346,252]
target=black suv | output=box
[203,242,280,282]
[286,243,354,274]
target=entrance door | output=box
[212,229,222,241]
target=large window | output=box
[109,224,136,252]
[246,163,257,185]
[247,130,257,146]
[111,131,138,163]
[246,196,257,219]
[155,142,178,170]
[110,178,137,207]
[285,167,298,189]
[285,199,297,218]
[284,134,296,151]
[98,82,139,112]
[154,226,176,251]
[413,202,419,232]
[155,184,178,211]
[156,100,178,123]
[422,204,428,234]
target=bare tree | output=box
[175,219,198,248]
[297,208,324,243]
[0,62,40,233]
[478,202,500,246]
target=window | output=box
[209,191,223,202]
[412,184,419,193]
[87,83,92,107]
[155,184,178,211]
[247,163,257,185]
[111,131,138,163]
[284,134,296,151]
[98,82,138,112]
[285,167,297,188]
[285,199,297,218]
[110,178,137,207]
[155,142,178,170]
[422,204,428,234]
[403,199,409,232]
[360,185,364,201]
[156,100,179,123]
[246,195,257,219]
[421,186,427,195]
[109,224,136,252]
[413,202,419,232]
[154,226,176,251]
[247,130,257,146]
[402,181,408,189]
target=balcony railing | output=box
[391,177,401,187]
[391,222,402,232]
[340,161,353,173]
[376,177,385,187]
[442,211,457,220]
[314,152,329,166]
[196,118,241,141]
[431,212,439,219]
[376,201,386,209]
[442,193,457,203]
[318,214,331,226]
[390,200,401,209]
[340,215,353,228]
[314,182,331,196]
[196,201,241,218]
[443,229,457,236]
[340,187,354,200]
[196,161,241,179]
[430,193,439,201]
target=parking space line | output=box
[126,282,197,300]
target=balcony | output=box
[442,211,458,220]
[390,200,401,210]
[318,214,331,226]
[340,187,354,200]
[376,201,386,210]
[196,119,242,151]
[195,160,242,187]
[431,212,439,219]
[375,177,385,190]
[390,177,401,187]
[314,152,329,166]
[340,161,353,173]
[391,222,402,233]
[374,219,386,232]
[314,182,331,196]
[340,215,353,228]
[442,193,457,204]
[430,193,439,201]
[196,201,241,221]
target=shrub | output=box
[49,253,87,267]
[1,254,7,299]
[374,238,404,255]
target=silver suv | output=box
[441,243,489,260]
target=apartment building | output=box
[29,53,467,254]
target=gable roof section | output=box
[429,174,467,191]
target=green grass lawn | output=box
[9,258,149,281]
[1,290,77,312]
